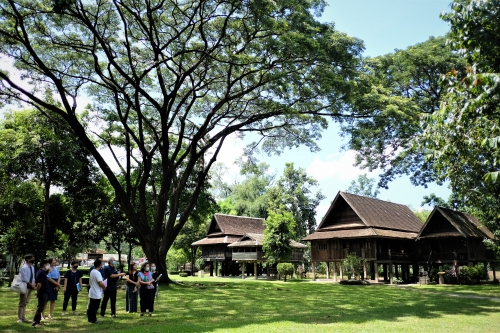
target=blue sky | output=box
[217,0,454,220]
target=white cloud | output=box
[306,150,377,181]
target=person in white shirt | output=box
[87,259,106,324]
[18,254,36,323]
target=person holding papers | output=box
[150,263,162,313]
[87,259,106,324]
[62,260,83,315]
[101,257,126,318]
[138,262,155,317]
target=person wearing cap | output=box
[100,257,125,318]
[18,254,36,323]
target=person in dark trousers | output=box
[125,262,140,313]
[150,262,161,313]
[18,254,36,323]
[87,259,106,324]
[138,262,154,316]
[32,259,51,327]
[101,257,125,318]
[62,260,83,315]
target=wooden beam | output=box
[333,261,338,282]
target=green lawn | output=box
[1,278,499,332]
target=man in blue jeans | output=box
[87,259,106,324]
[100,257,125,318]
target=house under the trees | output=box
[191,214,307,278]
[302,191,496,283]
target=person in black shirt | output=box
[100,257,125,318]
[125,262,140,313]
[62,260,83,315]
[32,259,51,327]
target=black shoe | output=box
[111,314,116,318]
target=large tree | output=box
[267,162,324,239]
[0,0,363,277]
[418,0,500,231]
[0,109,101,258]
[341,36,466,188]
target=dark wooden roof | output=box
[302,228,417,241]
[207,214,265,237]
[228,233,308,249]
[418,207,495,240]
[318,191,422,232]
[192,214,265,246]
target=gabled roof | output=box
[228,233,308,249]
[206,214,265,237]
[418,207,495,240]
[317,191,423,233]
[191,236,241,246]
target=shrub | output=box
[392,277,404,285]
[342,253,366,280]
[339,279,370,285]
[457,265,487,284]
[277,263,295,282]
[179,272,188,277]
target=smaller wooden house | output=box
[191,214,265,276]
[228,233,308,279]
[416,207,496,268]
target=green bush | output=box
[179,272,188,277]
[339,279,370,285]
[392,277,404,285]
[277,263,295,282]
[457,265,488,284]
[342,253,366,280]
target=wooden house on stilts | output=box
[302,191,423,283]
[416,206,496,277]
[191,214,265,276]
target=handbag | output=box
[10,274,27,294]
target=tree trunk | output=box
[128,242,133,268]
[42,179,51,259]
[143,238,172,283]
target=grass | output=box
[1,277,500,332]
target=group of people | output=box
[87,258,160,323]
[16,253,161,327]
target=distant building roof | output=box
[418,207,496,240]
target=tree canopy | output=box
[0,0,363,276]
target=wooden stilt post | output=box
[267,263,270,280]
[374,262,379,282]
[242,262,246,279]
[363,261,367,280]
[312,262,316,281]
[210,262,214,277]
[493,262,497,281]
[333,262,338,282]
[254,262,258,280]
[339,261,343,280]
[389,263,394,284]
[326,262,330,279]
[215,261,219,277]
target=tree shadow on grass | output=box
[0,282,499,332]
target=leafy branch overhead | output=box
[0,0,363,276]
